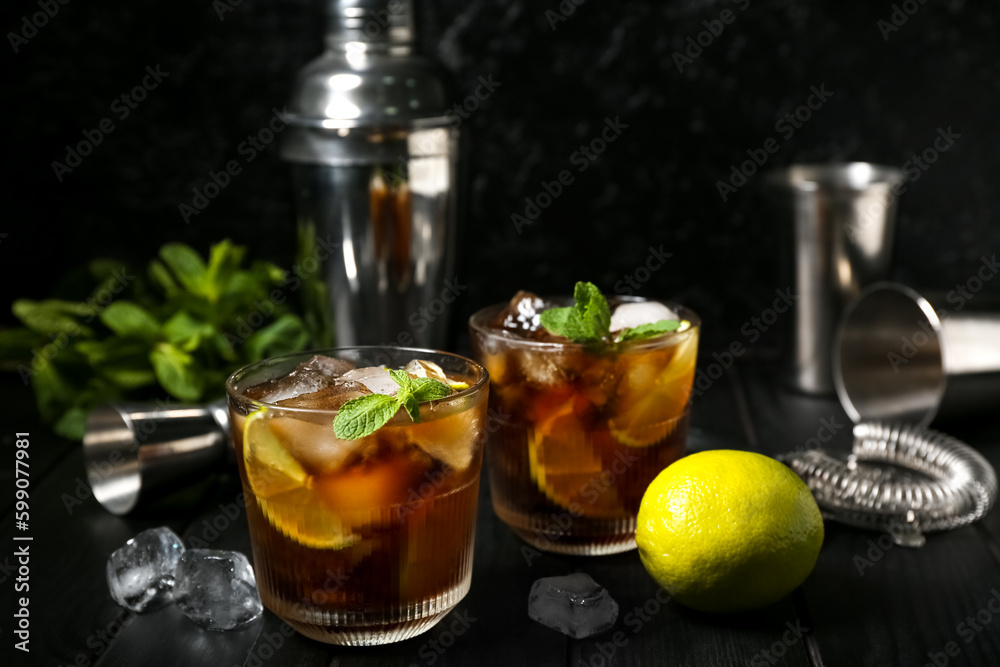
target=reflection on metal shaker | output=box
[281,0,461,348]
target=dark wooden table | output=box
[5,360,1000,667]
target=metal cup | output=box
[765,162,904,394]
[83,400,231,515]
[835,282,1000,426]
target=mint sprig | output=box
[539,281,686,346]
[538,281,612,344]
[333,369,452,439]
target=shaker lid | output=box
[325,0,415,46]
[281,0,457,135]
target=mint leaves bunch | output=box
[333,370,453,440]
[539,281,685,346]
[0,240,311,439]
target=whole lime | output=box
[636,450,824,613]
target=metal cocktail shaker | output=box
[281,0,460,348]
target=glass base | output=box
[265,580,469,646]
[494,502,638,556]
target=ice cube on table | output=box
[609,301,678,332]
[340,366,399,396]
[106,527,185,612]
[174,550,263,631]
[528,573,619,639]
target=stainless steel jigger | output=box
[766,163,904,394]
[83,400,231,515]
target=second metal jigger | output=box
[83,400,231,515]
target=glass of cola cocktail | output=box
[470,290,699,555]
[226,347,488,645]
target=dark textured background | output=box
[2,0,999,346]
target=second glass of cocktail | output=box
[226,347,488,645]
[470,283,699,555]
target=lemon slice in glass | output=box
[527,396,623,517]
[609,333,698,447]
[242,407,357,550]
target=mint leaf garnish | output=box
[332,368,454,438]
[616,319,683,343]
[540,281,689,347]
[410,377,453,402]
[388,368,414,392]
[539,281,612,344]
[333,393,400,439]
[576,281,611,336]
[538,307,591,341]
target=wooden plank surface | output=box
[6,362,1000,666]
[739,361,1000,667]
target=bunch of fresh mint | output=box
[539,281,684,345]
[0,240,312,440]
